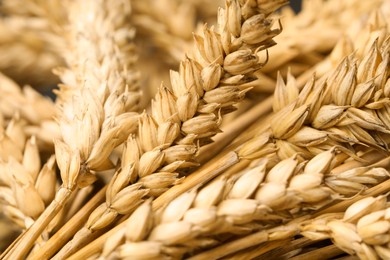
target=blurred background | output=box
[290,0,302,13]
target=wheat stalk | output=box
[71,5,390,256]
[0,115,57,251]
[31,0,288,258]
[63,8,390,256]
[1,1,390,259]
[186,156,390,259]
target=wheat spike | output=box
[300,195,390,259]
[0,117,55,235]
[99,148,388,259]
[37,0,287,258]
[3,0,142,258]
[67,16,390,255]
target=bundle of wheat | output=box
[0,0,390,259]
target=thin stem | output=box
[256,237,316,260]
[188,231,269,260]
[2,187,73,259]
[152,151,239,210]
[313,178,390,217]
[29,187,107,260]
[289,244,345,260]
[224,239,291,260]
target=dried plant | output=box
[30,0,287,258]
[98,149,388,259]
[2,0,141,258]
[300,195,390,259]
[1,0,390,259]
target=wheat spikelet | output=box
[0,112,96,254]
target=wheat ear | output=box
[2,0,141,258]
[189,155,390,259]
[300,194,390,259]
[98,146,388,259]
[40,0,287,258]
[64,9,390,257]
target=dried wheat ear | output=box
[100,149,388,259]
[31,0,288,258]
[96,5,390,258]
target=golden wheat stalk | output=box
[60,7,390,257]
[31,0,287,258]
[186,182,390,259]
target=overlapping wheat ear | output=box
[132,0,386,96]
[29,0,287,258]
[1,1,390,260]
[97,147,389,259]
[170,165,390,260]
[2,0,141,258]
[0,117,54,228]
[0,113,95,253]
